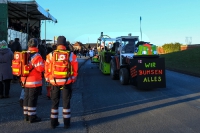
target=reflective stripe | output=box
[49,77,73,85]
[23,70,29,74]
[63,114,71,118]
[63,109,70,113]
[28,107,36,111]
[23,106,28,110]
[24,111,28,115]
[50,77,71,83]
[51,114,58,118]
[71,76,76,79]
[54,71,67,75]
[23,106,28,115]
[28,112,36,115]
[23,81,42,85]
[51,109,58,113]
[34,61,44,67]
[13,69,19,72]
[31,53,40,61]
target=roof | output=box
[100,38,116,42]
[116,36,139,41]
[7,0,57,23]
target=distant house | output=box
[72,42,88,52]
[72,42,84,50]
[84,43,97,50]
[72,42,97,51]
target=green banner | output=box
[0,4,8,41]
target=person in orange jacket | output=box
[21,38,44,123]
[45,36,78,129]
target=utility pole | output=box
[140,16,142,41]
[45,9,49,41]
[185,37,192,45]
[45,20,46,41]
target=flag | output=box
[140,16,142,41]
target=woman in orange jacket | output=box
[45,36,78,129]
[21,38,44,123]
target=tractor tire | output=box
[110,59,118,80]
[119,68,129,85]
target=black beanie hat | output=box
[57,36,66,45]
[28,38,38,47]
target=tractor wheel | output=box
[119,68,129,85]
[110,59,118,80]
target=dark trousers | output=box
[51,84,72,126]
[51,84,72,109]
[38,86,42,95]
[13,75,18,80]
[24,87,39,111]
[0,79,11,96]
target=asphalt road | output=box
[77,59,200,133]
[0,56,200,133]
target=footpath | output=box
[0,56,89,133]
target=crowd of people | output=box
[74,49,88,58]
[8,19,40,38]
[0,36,78,129]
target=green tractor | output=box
[110,35,166,89]
[97,32,116,74]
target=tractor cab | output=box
[115,36,139,66]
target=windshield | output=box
[121,39,137,53]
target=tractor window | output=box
[122,40,135,53]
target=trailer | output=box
[110,36,166,89]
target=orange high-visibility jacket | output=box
[44,45,78,86]
[21,47,45,88]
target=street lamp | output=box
[45,9,49,42]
